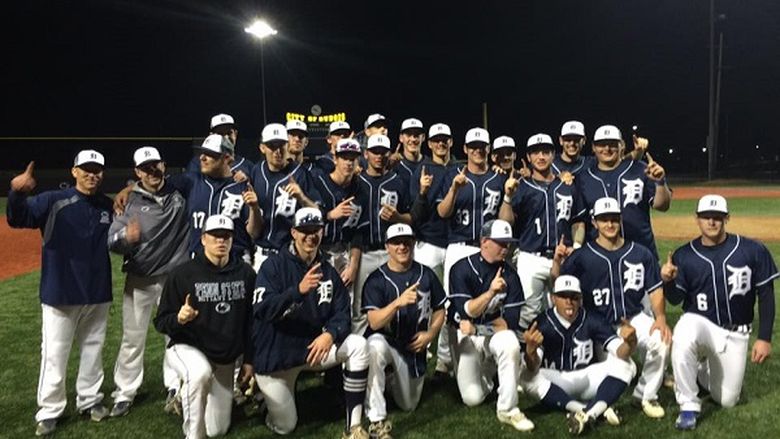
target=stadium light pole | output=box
[245,19,278,127]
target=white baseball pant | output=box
[323,243,356,316]
[112,273,176,402]
[36,303,111,422]
[514,250,553,329]
[414,241,446,278]
[623,312,670,402]
[453,329,521,412]
[353,249,388,335]
[672,313,749,412]
[254,334,369,435]
[437,243,480,369]
[167,344,235,438]
[365,334,425,422]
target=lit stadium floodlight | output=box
[245,19,278,40]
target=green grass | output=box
[1,199,780,438]
[653,197,780,217]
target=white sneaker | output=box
[497,407,534,432]
[641,399,665,418]
[603,407,621,426]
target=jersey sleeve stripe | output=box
[644,280,663,294]
[756,272,780,287]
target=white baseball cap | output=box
[262,123,288,143]
[74,149,105,167]
[697,194,728,215]
[133,146,162,167]
[335,138,361,155]
[593,125,622,142]
[400,118,424,133]
[526,133,554,149]
[367,134,391,150]
[480,219,518,243]
[364,113,387,129]
[210,113,235,129]
[493,136,516,151]
[198,134,235,156]
[560,121,585,138]
[329,121,351,135]
[465,127,490,146]
[385,223,414,242]
[294,207,324,228]
[428,123,452,138]
[203,214,234,233]
[286,120,308,134]
[553,275,582,295]
[592,197,621,217]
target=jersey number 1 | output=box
[534,218,542,235]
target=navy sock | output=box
[586,376,627,411]
[542,383,574,410]
[343,368,368,431]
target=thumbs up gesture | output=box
[177,294,199,325]
[619,318,638,348]
[10,161,37,193]
[661,251,678,282]
[489,267,506,296]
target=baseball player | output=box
[552,121,594,176]
[447,219,534,432]
[362,224,446,438]
[352,134,429,335]
[284,119,310,167]
[574,125,671,258]
[186,113,254,178]
[249,123,320,272]
[521,275,637,435]
[154,215,256,438]
[357,114,389,169]
[552,197,672,418]
[252,208,370,438]
[499,133,584,329]
[106,147,190,417]
[662,195,778,430]
[312,121,354,175]
[7,152,114,436]
[490,135,517,174]
[391,118,426,190]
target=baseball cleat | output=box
[342,425,370,439]
[368,419,393,439]
[497,407,535,432]
[602,406,621,426]
[663,372,676,389]
[35,419,56,436]
[675,410,698,430]
[641,399,665,418]
[110,401,132,417]
[83,403,109,422]
[566,410,591,436]
[164,389,182,416]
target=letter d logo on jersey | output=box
[483,187,501,217]
[555,194,573,221]
[727,265,751,299]
[220,192,244,219]
[621,178,644,207]
[317,280,334,305]
[572,338,593,368]
[623,261,645,292]
[380,189,398,208]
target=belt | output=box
[257,247,279,256]
[724,323,751,334]
[529,249,555,259]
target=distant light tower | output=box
[245,19,278,126]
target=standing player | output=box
[393,118,426,190]
[490,135,517,174]
[553,197,672,418]
[250,123,320,272]
[252,208,370,438]
[574,125,671,257]
[7,152,114,436]
[186,113,253,177]
[521,275,637,435]
[285,119,310,167]
[499,133,583,329]
[552,121,594,176]
[107,147,190,417]
[362,224,446,438]
[662,195,777,430]
[313,121,354,175]
[448,219,535,432]
[154,215,256,438]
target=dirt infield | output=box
[0,217,41,281]
[673,186,780,200]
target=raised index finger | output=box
[25,161,35,175]
[645,152,655,164]
[307,262,322,274]
[185,293,193,307]
[529,321,538,332]
[666,251,673,264]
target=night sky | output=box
[3,0,779,173]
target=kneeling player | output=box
[252,208,369,438]
[362,224,446,438]
[154,215,256,438]
[663,195,778,430]
[521,275,637,435]
[448,219,534,432]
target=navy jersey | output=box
[311,155,336,175]
[395,157,424,196]
[533,308,620,371]
[552,155,595,176]
[575,160,659,257]
[561,240,662,324]
[250,161,321,250]
[7,188,113,306]
[168,172,255,256]
[448,253,525,330]
[356,171,411,249]
[362,262,446,377]
[251,246,350,373]
[410,158,458,248]
[187,153,254,177]
[313,172,361,245]
[670,234,778,330]
[437,167,506,244]
[508,177,583,252]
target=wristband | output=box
[503,195,512,204]
[573,242,582,250]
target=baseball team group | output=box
[7,112,777,438]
